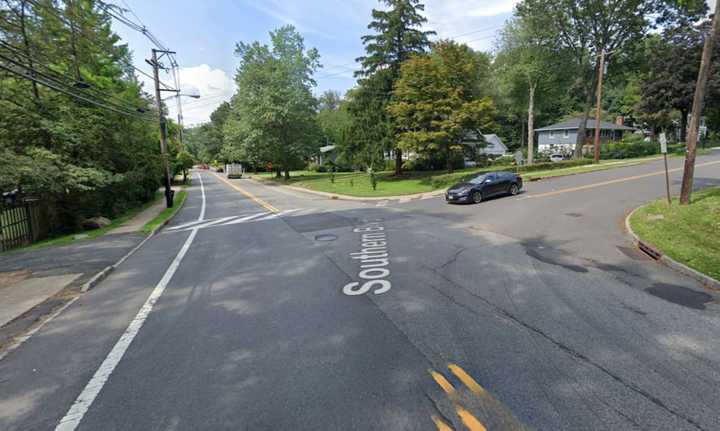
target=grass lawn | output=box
[248,155,664,198]
[141,190,187,234]
[630,186,720,280]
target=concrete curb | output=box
[80,192,187,293]
[249,177,446,202]
[625,206,720,290]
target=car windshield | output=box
[469,174,489,184]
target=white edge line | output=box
[54,172,207,431]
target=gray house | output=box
[535,118,635,153]
[461,133,509,167]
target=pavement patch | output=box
[645,283,714,310]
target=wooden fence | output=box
[0,197,41,252]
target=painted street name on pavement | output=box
[342,220,392,296]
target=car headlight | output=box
[455,188,471,195]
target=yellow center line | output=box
[431,415,455,431]
[430,370,456,394]
[448,364,487,396]
[211,172,279,213]
[522,160,720,199]
[456,407,488,431]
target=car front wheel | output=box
[509,183,519,196]
[472,191,483,203]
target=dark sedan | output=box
[445,171,523,204]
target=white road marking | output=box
[185,216,237,230]
[222,211,268,225]
[55,173,207,431]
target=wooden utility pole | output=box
[147,49,177,208]
[527,81,536,165]
[593,49,606,164]
[679,1,720,205]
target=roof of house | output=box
[482,134,508,151]
[535,118,635,132]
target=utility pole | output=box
[679,1,720,205]
[147,49,177,208]
[593,49,606,164]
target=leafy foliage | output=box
[388,41,497,172]
[0,0,161,233]
[221,25,320,178]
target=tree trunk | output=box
[446,145,454,174]
[679,108,688,143]
[284,167,290,180]
[394,148,402,175]
[574,83,595,159]
[527,82,536,165]
[680,0,720,205]
[275,168,281,178]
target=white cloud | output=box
[423,0,517,51]
[166,64,236,126]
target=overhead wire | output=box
[0,57,154,121]
[0,40,154,114]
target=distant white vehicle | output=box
[225,163,244,179]
[550,154,565,162]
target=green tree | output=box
[495,18,569,164]
[0,0,160,233]
[354,0,435,174]
[387,41,497,173]
[317,90,352,165]
[640,22,720,140]
[174,151,194,184]
[516,0,656,158]
[225,25,320,179]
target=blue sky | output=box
[111,0,520,125]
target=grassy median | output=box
[251,156,662,197]
[630,187,720,280]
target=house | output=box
[535,118,635,153]
[462,132,509,156]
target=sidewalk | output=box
[0,196,173,346]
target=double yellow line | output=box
[211,172,279,213]
[429,364,489,431]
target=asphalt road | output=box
[1,150,720,431]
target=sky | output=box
[111,0,520,126]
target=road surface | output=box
[1,150,720,430]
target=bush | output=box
[518,158,592,173]
[601,134,659,159]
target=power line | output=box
[0,58,154,121]
[22,0,175,90]
[0,40,153,114]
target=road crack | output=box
[423,264,709,431]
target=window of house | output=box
[549,130,555,138]
[563,130,569,138]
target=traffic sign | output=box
[659,132,668,154]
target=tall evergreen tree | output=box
[354,0,434,174]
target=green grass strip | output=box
[630,186,720,280]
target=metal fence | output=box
[0,195,41,252]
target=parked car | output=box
[445,172,522,204]
[550,153,565,162]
